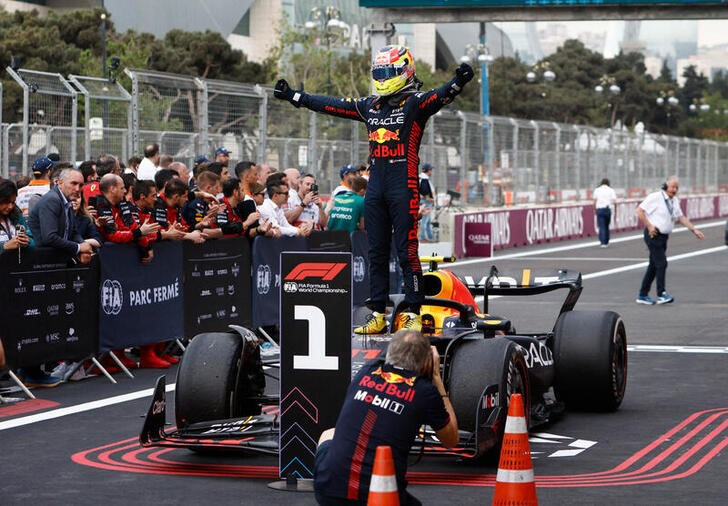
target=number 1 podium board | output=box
[278,252,352,483]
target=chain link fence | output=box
[68,75,132,163]
[5,68,78,175]
[4,66,728,203]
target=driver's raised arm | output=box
[274,79,368,123]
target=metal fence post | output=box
[309,110,317,179]
[553,122,561,203]
[509,118,518,199]
[195,77,209,156]
[350,119,358,167]
[458,112,468,205]
[70,87,78,162]
[255,84,268,164]
[573,125,581,198]
[530,120,541,202]
[125,69,140,156]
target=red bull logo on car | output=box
[368,128,400,144]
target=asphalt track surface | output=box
[2,219,726,505]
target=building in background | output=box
[2,1,726,82]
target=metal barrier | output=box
[68,75,132,162]
[5,67,78,174]
[4,66,728,201]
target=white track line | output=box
[582,245,726,280]
[0,383,175,432]
[628,345,728,354]
[449,219,725,267]
[3,220,726,431]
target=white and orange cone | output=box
[367,445,399,506]
[492,393,538,506]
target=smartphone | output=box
[88,195,98,208]
[310,184,319,195]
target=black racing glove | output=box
[274,79,301,107]
[455,62,475,86]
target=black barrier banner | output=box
[98,241,184,351]
[350,230,370,306]
[307,230,351,252]
[0,248,99,368]
[251,236,306,328]
[279,252,352,479]
[183,238,252,335]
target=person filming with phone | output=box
[0,180,35,254]
[313,329,458,505]
[287,173,326,230]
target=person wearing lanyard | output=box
[635,176,704,305]
[0,179,35,254]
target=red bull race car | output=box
[140,257,627,460]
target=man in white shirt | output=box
[635,176,704,305]
[287,174,326,230]
[17,156,54,216]
[284,168,302,218]
[258,180,312,237]
[593,178,617,247]
[137,143,160,181]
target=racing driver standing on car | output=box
[274,45,473,333]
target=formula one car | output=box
[140,257,627,460]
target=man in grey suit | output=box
[28,168,97,263]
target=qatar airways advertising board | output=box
[453,195,727,257]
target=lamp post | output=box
[461,26,495,205]
[460,24,494,117]
[305,6,349,95]
[526,62,556,115]
[656,94,679,131]
[594,75,621,127]
[100,6,108,154]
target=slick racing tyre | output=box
[553,310,627,411]
[447,337,529,452]
[175,331,264,427]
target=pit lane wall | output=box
[450,194,728,257]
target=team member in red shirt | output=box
[152,178,206,243]
[217,177,264,237]
[96,174,164,371]
[96,174,159,263]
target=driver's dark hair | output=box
[385,330,430,373]
[222,177,241,198]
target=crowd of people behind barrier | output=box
[0,145,418,392]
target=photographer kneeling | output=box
[313,329,458,505]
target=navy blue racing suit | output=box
[290,76,469,313]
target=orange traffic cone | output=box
[367,445,399,506]
[492,393,537,506]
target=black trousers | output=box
[639,229,669,296]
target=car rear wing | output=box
[462,265,583,315]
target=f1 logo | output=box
[285,262,347,281]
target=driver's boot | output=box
[396,312,422,332]
[354,311,388,335]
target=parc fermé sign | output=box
[279,252,352,481]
